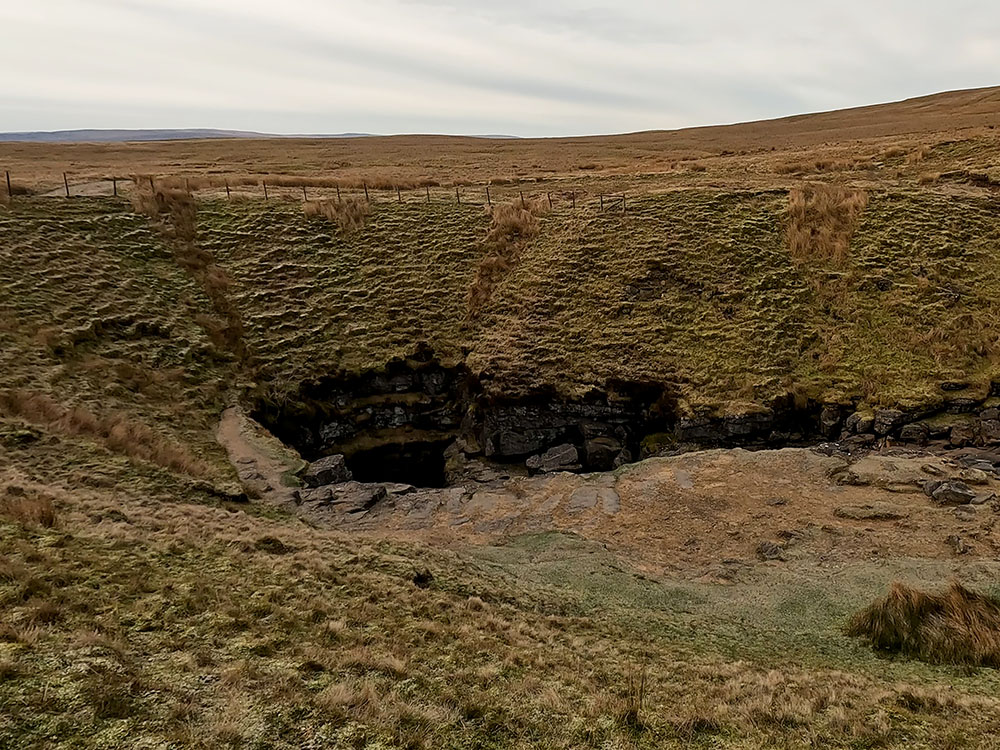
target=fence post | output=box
[149,176,155,192]
[397,186,401,203]
[185,177,190,194]
[5,171,11,201]
[63,172,70,198]
[225,180,231,200]
[336,184,341,203]
[425,186,430,203]
[263,181,268,200]
[455,186,460,204]
[622,193,626,214]
[302,186,308,201]
[363,183,369,202]
[520,191,525,209]
[600,194,604,211]
[571,190,575,209]
[112,177,117,197]
[547,192,552,210]
[486,186,491,206]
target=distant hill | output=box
[0,129,375,143]
[0,129,520,143]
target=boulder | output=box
[873,409,906,435]
[302,454,352,487]
[755,541,786,561]
[845,412,875,434]
[958,468,990,485]
[819,406,843,437]
[971,492,996,506]
[982,420,1000,445]
[899,423,929,444]
[981,407,1000,421]
[584,436,622,470]
[930,480,977,506]
[526,443,580,473]
[296,481,387,512]
[950,423,978,447]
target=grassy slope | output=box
[197,190,1000,409]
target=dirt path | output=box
[215,406,305,507]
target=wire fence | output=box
[2,170,634,214]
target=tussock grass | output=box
[466,199,545,318]
[0,389,212,478]
[847,582,1000,667]
[303,197,371,233]
[786,183,867,265]
[0,489,57,528]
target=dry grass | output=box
[785,183,868,265]
[0,489,57,528]
[847,582,1000,667]
[303,197,371,233]
[0,389,212,478]
[465,199,545,318]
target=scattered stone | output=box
[834,503,909,521]
[921,479,943,498]
[755,541,786,561]
[959,468,990,485]
[302,454,352,487]
[930,481,977,506]
[941,381,970,392]
[981,408,1000,421]
[946,534,971,555]
[526,443,580,473]
[766,497,789,506]
[920,463,945,477]
[971,492,997,506]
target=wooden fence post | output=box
[112,177,117,197]
[5,171,11,200]
[336,185,341,203]
[547,192,552,210]
[520,191,525,209]
[263,180,268,200]
[397,186,401,203]
[425,186,430,203]
[225,180,231,200]
[63,173,70,198]
[302,186,308,201]
[600,194,604,211]
[363,183,369,202]
[486,186,491,206]
[455,186,460,204]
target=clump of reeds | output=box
[303,198,371,233]
[846,581,1000,667]
[785,183,867,265]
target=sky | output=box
[2,0,999,137]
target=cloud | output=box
[1,0,997,135]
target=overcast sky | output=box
[2,0,999,137]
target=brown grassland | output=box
[2,86,1000,748]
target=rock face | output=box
[296,481,389,512]
[302,454,352,487]
[930,481,977,506]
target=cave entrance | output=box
[345,439,453,488]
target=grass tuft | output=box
[786,183,867,265]
[846,581,1000,667]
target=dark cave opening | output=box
[345,439,454,488]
